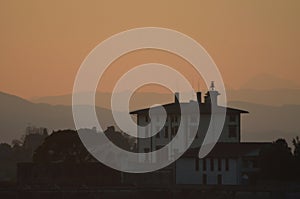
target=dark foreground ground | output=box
[1,184,300,199]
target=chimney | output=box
[196,92,202,103]
[174,92,179,103]
[204,81,220,106]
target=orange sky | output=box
[0,0,300,99]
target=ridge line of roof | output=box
[130,102,248,114]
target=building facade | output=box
[130,87,268,185]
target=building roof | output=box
[130,101,248,115]
[183,142,271,158]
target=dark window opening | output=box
[229,125,237,138]
[144,148,149,153]
[164,126,169,138]
[156,145,163,150]
[203,158,206,171]
[218,158,222,171]
[225,158,229,171]
[171,126,178,137]
[156,131,160,138]
[195,158,199,171]
[210,158,214,171]
[203,174,207,185]
[217,174,222,185]
[229,115,236,122]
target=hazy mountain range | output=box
[31,73,300,107]
[0,92,118,144]
[31,88,300,108]
[1,88,299,145]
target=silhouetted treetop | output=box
[33,129,95,163]
[260,138,294,181]
[33,127,132,163]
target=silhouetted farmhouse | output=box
[130,83,269,185]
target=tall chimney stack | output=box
[174,92,179,103]
[204,81,220,106]
[196,92,202,103]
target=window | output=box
[210,158,214,171]
[174,115,178,123]
[156,131,160,138]
[170,115,179,123]
[164,126,169,138]
[156,145,163,150]
[145,115,149,123]
[195,158,199,171]
[175,126,178,134]
[156,127,160,138]
[202,174,207,185]
[171,126,178,137]
[218,158,222,171]
[229,115,236,122]
[225,158,229,171]
[144,148,150,162]
[203,158,206,171]
[217,174,222,185]
[228,125,237,138]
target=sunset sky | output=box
[1,0,300,99]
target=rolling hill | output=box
[0,92,117,143]
[1,91,299,146]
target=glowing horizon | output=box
[1,0,300,99]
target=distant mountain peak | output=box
[0,91,33,106]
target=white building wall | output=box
[176,157,240,185]
[138,113,241,154]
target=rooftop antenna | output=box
[210,81,215,91]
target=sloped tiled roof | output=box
[182,142,271,158]
[130,101,248,115]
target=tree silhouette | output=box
[33,127,133,163]
[292,136,300,159]
[33,129,95,163]
[292,136,300,179]
[260,138,294,181]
